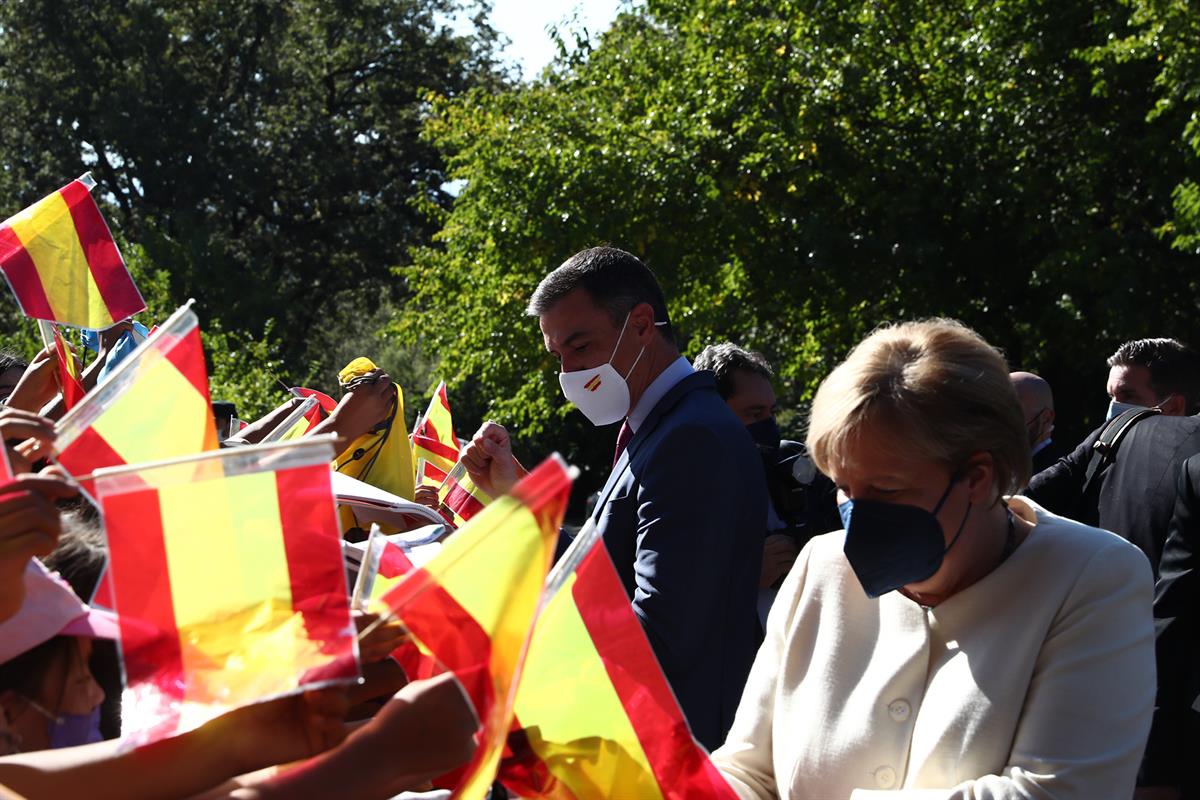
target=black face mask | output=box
[746,416,781,448]
[838,474,971,599]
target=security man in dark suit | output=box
[1026,337,1200,800]
[461,247,766,750]
[1142,455,1200,799]
[1027,413,1200,576]
[1010,372,1066,476]
[1027,335,1200,573]
[692,342,840,600]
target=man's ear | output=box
[628,302,657,342]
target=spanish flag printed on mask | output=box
[0,173,145,330]
[94,437,359,744]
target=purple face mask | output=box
[21,697,103,750]
[46,706,103,749]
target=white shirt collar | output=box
[1031,438,1053,457]
[627,356,693,433]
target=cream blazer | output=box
[712,497,1155,799]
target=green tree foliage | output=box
[1095,0,1200,252]
[0,0,504,389]
[0,235,288,421]
[403,0,1200,483]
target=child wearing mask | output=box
[0,559,115,754]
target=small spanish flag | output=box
[412,381,460,487]
[0,173,145,329]
[379,455,572,800]
[498,526,737,800]
[49,324,87,410]
[436,460,493,528]
[94,437,359,743]
[55,302,219,487]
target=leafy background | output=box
[1,0,1197,503]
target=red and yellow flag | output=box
[49,324,86,410]
[379,456,572,800]
[0,442,13,483]
[293,386,337,430]
[0,173,145,329]
[261,395,322,444]
[412,381,460,487]
[350,533,441,683]
[436,460,493,528]
[94,438,359,743]
[55,302,218,486]
[498,526,737,800]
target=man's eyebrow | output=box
[544,329,588,353]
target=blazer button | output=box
[874,766,897,789]
[888,699,911,722]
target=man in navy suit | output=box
[461,246,766,750]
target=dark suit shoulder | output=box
[1121,413,1200,457]
[643,372,751,444]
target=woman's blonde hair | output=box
[807,319,1031,495]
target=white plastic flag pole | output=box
[351,524,384,612]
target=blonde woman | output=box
[713,319,1154,799]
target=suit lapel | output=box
[591,448,632,522]
[588,371,717,521]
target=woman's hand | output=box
[312,372,395,448]
[414,485,440,510]
[6,347,58,413]
[97,321,134,357]
[0,408,56,473]
[346,673,478,791]
[353,611,409,664]
[0,473,78,559]
[205,688,350,776]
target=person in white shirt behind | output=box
[712,318,1155,800]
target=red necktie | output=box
[613,420,634,467]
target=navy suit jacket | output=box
[589,370,766,751]
[1140,455,1200,790]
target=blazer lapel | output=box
[588,371,717,521]
[591,447,632,522]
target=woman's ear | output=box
[964,451,996,505]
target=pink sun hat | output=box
[0,558,120,664]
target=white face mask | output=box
[558,313,661,426]
[1105,397,1167,422]
[1105,399,1144,422]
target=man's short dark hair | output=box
[693,342,774,400]
[1108,337,1200,412]
[526,246,674,344]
